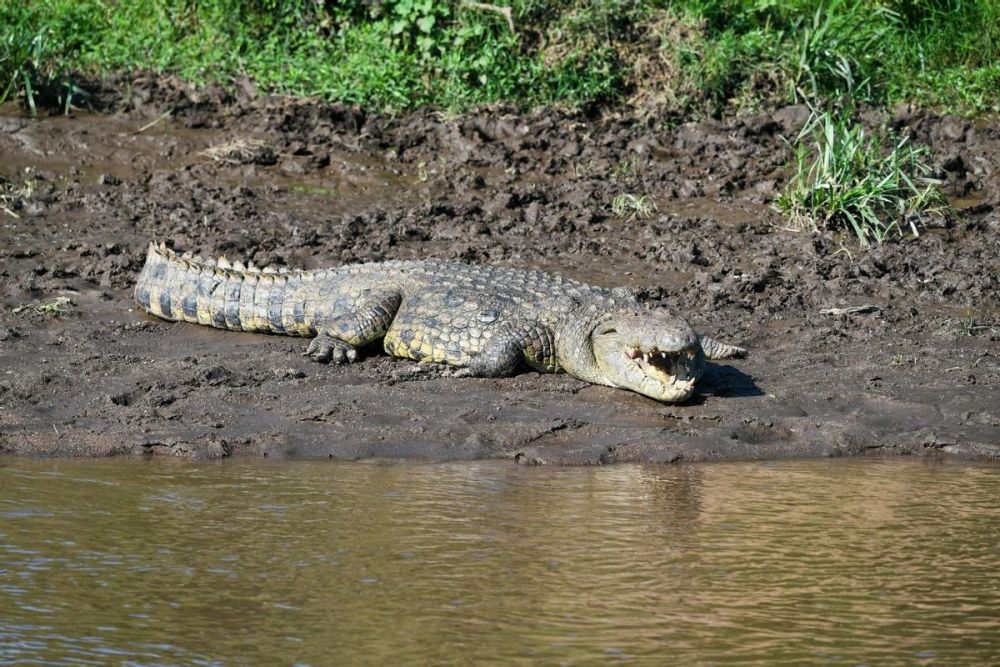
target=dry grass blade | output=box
[201,138,272,165]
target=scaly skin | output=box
[134,242,747,402]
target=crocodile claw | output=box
[304,335,359,364]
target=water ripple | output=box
[0,458,998,664]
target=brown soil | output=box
[2,76,998,463]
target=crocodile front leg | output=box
[464,322,558,377]
[304,289,402,364]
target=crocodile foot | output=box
[304,334,359,364]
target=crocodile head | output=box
[558,309,706,403]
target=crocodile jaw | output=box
[589,313,706,403]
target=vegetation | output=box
[774,111,948,246]
[946,313,996,338]
[1,0,998,115]
[0,173,35,218]
[0,1,985,248]
[611,193,658,220]
[13,296,74,316]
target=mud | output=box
[1,76,998,463]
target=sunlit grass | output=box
[0,22,47,113]
[611,194,657,221]
[0,175,35,218]
[1,1,998,115]
[775,111,949,246]
[13,296,74,316]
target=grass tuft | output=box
[13,296,74,316]
[0,22,48,113]
[788,1,897,104]
[611,194,657,221]
[774,111,949,246]
[946,314,996,338]
[0,175,35,218]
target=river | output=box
[1,458,998,664]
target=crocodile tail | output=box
[699,334,748,360]
[133,242,313,336]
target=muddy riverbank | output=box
[1,76,998,463]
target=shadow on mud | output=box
[694,363,763,400]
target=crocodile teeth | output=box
[217,256,232,269]
[233,260,246,271]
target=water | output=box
[1,458,998,665]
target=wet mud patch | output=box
[1,79,998,463]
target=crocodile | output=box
[134,242,747,403]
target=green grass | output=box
[0,16,47,114]
[1,1,998,115]
[13,296,74,316]
[946,313,997,338]
[610,193,658,221]
[0,174,35,218]
[680,0,1000,114]
[1,0,621,113]
[774,110,949,246]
